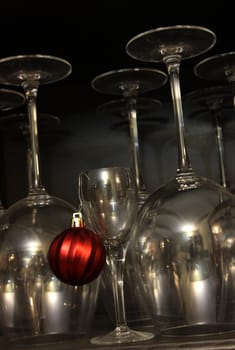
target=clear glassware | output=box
[0,55,100,344]
[126,25,235,336]
[0,88,25,112]
[184,85,234,190]
[194,51,235,107]
[96,98,166,329]
[0,112,61,200]
[92,68,167,205]
[194,52,235,324]
[92,68,167,329]
[0,88,26,215]
[79,166,155,345]
[194,52,235,191]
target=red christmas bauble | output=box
[48,227,106,286]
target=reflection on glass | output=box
[0,55,99,342]
[92,69,167,329]
[79,166,155,345]
[126,25,235,336]
[185,85,234,190]
[194,52,235,323]
[91,68,167,205]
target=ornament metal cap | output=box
[71,211,85,228]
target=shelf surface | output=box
[2,325,235,350]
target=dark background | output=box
[0,0,234,208]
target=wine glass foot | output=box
[90,325,155,345]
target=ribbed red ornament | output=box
[48,216,106,286]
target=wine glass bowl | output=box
[80,167,138,246]
[79,166,155,345]
[208,194,235,324]
[132,174,235,336]
[0,54,99,343]
[125,25,235,336]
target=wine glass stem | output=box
[106,245,128,329]
[126,97,146,193]
[26,146,33,190]
[22,81,44,193]
[164,55,192,174]
[213,111,227,188]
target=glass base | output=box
[90,325,155,345]
[161,322,235,337]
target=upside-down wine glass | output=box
[0,55,99,343]
[194,53,235,323]
[194,51,235,191]
[79,166,155,345]
[126,25,235,336]
[91,68,167,329]
[194,51,235,108]
[91,68,168,207]
[184,85,234,190]
[0,88,26,215]
[99,97,171,194]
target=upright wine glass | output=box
[79,166,155,345]
[184,85,234,189]
[0,55,99,343]
[92,68,167,329]
[126,25,235,336]
[96,98,165,329]
[91,68,168,206]
[0,88,26,215]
